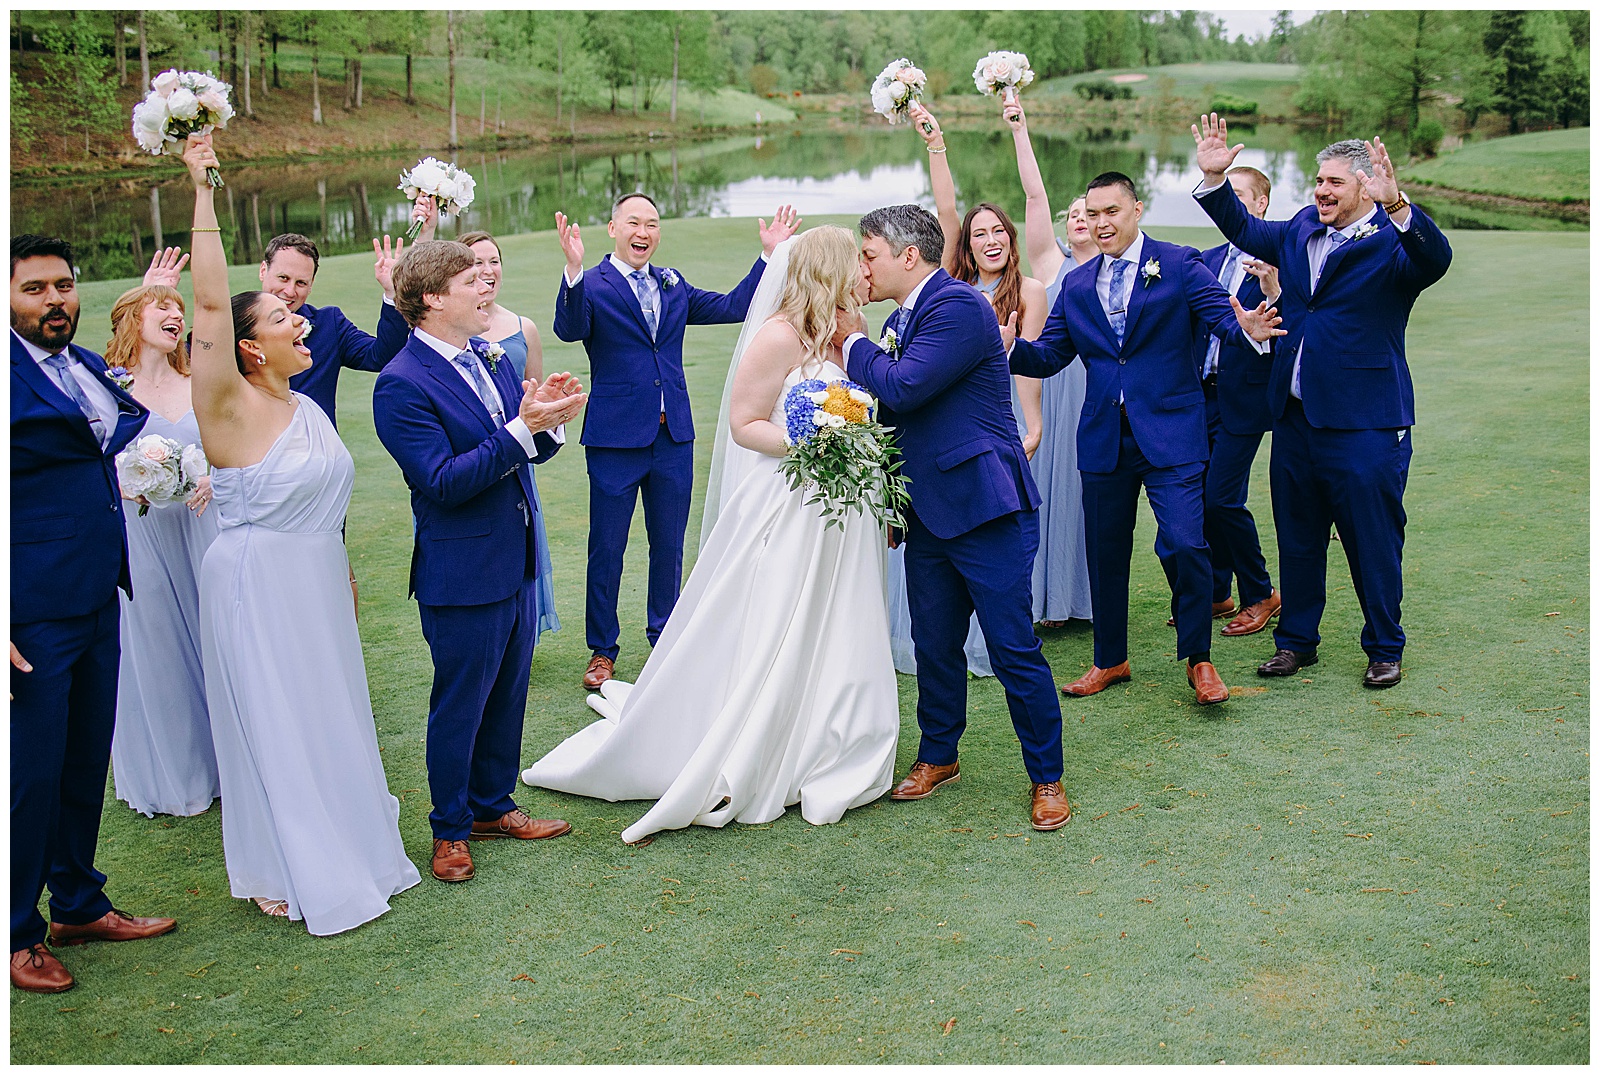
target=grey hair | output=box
[1316,139,1372,177]
[858,204,943,267]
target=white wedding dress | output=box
[522,346,900,844]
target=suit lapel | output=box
[1069,259,1118,354]
[412,334,496,435]
[12,334,96,443]
[599,258,654,338]
[77,346,150,455]
[901,270,949,351]
[1316,213,1383,293]
[1119,241,1158,348]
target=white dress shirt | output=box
[842,268,938,368]
[411,327,563,455]
[15,330,121,449]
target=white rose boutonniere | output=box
[474,340,508,373]
[661,268,680,289]
[1352,222,1380,241]
[1141,257,1161,287]
[880,326,901,357]
[105,365,135,391]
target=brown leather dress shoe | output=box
[889,761,960,801]
[583,654,615,690]
[11,944,73,993]
[1030,781,1072,831]
[1221,591,1281,637]
[1187,661,1230,705]
[49,908,176,947]
[1061,662,1132,697]
[431,838,474,882]
[1168,599,1236,626]
[471,809,571,841]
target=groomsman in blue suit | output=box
[373,240,588,884]
[552,194,798,690]
[10,236,176,993]
[1194,166,1282,639]
[1192,117,1452,688]
[1007,173,1283,707]
[837,204,1070,831]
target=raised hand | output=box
[181,132,220,191]
[1002,96,1026,132]
[409,194,439,242]
[758,205,801,254]
[1191,113,1244,181]
[372,235,406,299]
[554,212,585,278]
[1231,295,1286,343]
[908,101,943,148]
[142,246,190,288]
[1356,136,1402,209]
[1241,257,1281,304]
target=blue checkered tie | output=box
[1313,229,1349,292]
[1107,258,1130,344]
[453,350,504,425]
[883,304,910,345]
[44,352,108,446]
[1204,246,1243,377]
[630,270,658,339]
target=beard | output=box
[10,304,79,352]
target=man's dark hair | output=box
[612,191,660,217]
[262,233,320,275]
[11,234,76,280]
[1087,171,1140,202]
[858,204,943,267]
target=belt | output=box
[1202,373,1218,388]
[659,413,667,425]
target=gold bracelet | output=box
[927,145,947,155]
[190,227,221,233]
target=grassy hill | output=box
[1400,128,1590,204]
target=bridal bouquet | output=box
[131,70,235,187]
[398,157,477,239]
[870,59,929,127]
[972,50,1035,104]
[779,378,909,530]
[116,435,208,517]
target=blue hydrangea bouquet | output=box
[778,378,909,530]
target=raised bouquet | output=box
[131,69,234,188]
[778,378,909,531]
[870,58,929,129]
[972,50,1035,104]
[115,435,208,517]
[398,157,477,239]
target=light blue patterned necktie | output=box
[1203,246,1244,377]
[630,269,658,339]
[453,350,504,425]
[44,351,108,446]
[1107,257,1130,344]
[885,304,910,343]
[1314,228,1349,292]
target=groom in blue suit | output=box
[1007,173,1283,707]
[11,236,176,993]
[838,205,1069,832]
[373,241,588,884]
[1192,118,1453,688]
[552,194,797,690]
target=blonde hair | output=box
[105,284,189,375]
[775,226,861,374]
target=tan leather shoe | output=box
[889,761,960,801]
[1061,662,1132,697]
[431,838,474,882]
[471,809,571,841]
[1221,591,1281,637]
[49,908,176,947]
[1187,661,1230,705]
[10,944,72,993]
[1169,599,1236,626]
[582,654,615,690]
[1031,781,1072,830]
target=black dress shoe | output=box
[1364,661,1402,689]
[1256,648,1318,677]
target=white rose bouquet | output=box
[116,434,208,517]
[398,157,478,239]
[972,50,1035,104]
[131,69,234,188]
[870,59,930,130]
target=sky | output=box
[1208,9,1318,42]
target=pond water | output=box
[15,120,1576,283]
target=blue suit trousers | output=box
[904,505,1063,784]
[1270,398,1411,662]
[10,598,120,951]
[1203,389,1273,608]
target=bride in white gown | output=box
[522,227,899,844]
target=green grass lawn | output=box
[1033,62,1302,115]
[1401,128,1591,204]
[21,217,1588,1062]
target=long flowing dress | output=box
[494,327,560,642]
[1031,243,1093,623]
[523,360,899,844]
[111,409,222,817]
[200,397,420,935]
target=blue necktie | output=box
[631,270,658,339]
[44,351,108,446]
[453,350,504,425]
[1107,258,1130,344]
[884,304,910,344]
[1203,246,1243,377]
[1313,228,1349,292]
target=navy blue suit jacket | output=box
[845,270,1039,541]
[372,332,561,608]
[552,255,765,449]
[288,300,410,428]
[11,334,149,623]
[1199,241,1274,436]
[1197,185,1452,430]
[1009,237,1253,474]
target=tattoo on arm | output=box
[197,340,213,350]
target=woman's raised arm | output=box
[1004,97,1064,284]
[908,101,962,275]
[182,134,246,421]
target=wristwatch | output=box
[1383,190,1410,215]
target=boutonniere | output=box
[1352,222,1380,241]
[473,339,507,373]
[660,268,680,289]
[105,366,135,391]
[880,326,901,357]
[1141,257,1161,286]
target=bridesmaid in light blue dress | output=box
[458,231,560,641]
[101,281,222,817]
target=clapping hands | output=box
[519,371,587,434]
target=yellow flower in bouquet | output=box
[820,382,870,424]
